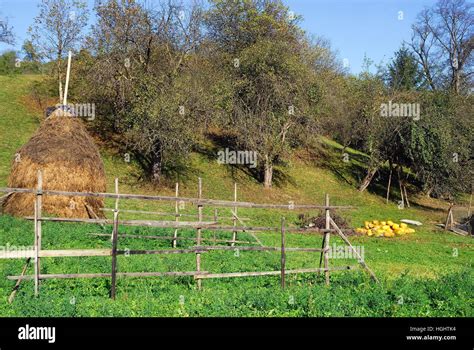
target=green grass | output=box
[0,75,42,186]
[0,216,472,317]
[0,75,472,317]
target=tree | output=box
[0,51,21,75]
[410,0,473,93]
[78,0,206,183]
[401,92,472,198]
[206,0,315,188]
[22,40,41,62]
[29,0,88,102]
[353,73,387,192]
[0,17,14,44]
[387,45,424,91]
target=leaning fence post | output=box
[330,217,379,283]
[324,193,330,286]
[196,177,203,290]
[281,217,286,289]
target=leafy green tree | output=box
[0,51,21,75]
[402,92,472,197]
[20,40,42,73]
[22,40,41,62]
[387,46,423,91]
[206,0,316,188]
[77,0,206,183]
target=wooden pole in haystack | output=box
[62,50,72,106]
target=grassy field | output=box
[0,75,472,317]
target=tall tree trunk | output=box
[424,187,433,198]
[150,144,162,184]
[396,165,408,208]
[152,161,161,183]
[386,160,393,203]
[57,57,63,103]
[453,70,460,94]
[58,77,63,103]
[263,155,273,189]
[358,166,377,192]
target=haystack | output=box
[2,109,106,218]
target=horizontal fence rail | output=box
[22,216,354,234]
[0,187,354,210]
[8,266,359,281]
[100,208,250,221]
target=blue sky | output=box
[0,0,437,74]
[285,0,437,73]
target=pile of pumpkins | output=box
[355,220,415,238]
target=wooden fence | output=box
[0,171,378,300]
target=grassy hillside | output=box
[0,75,472,317]
[0,75,41,186]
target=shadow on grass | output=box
[311,140,444,212]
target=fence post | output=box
[324,193,330,286]
[114,178,119,211]
[111,208,119,299]
[173,182,179,248]
[111,178,119,241]
[231,183,237,246]
[34,170,43,296]
[281,217,286,289]
[33,200,39,296]
[111,177,120,299]
[196,177,203,290]
[213,208,218,242]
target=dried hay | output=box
[2,109,106,218]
